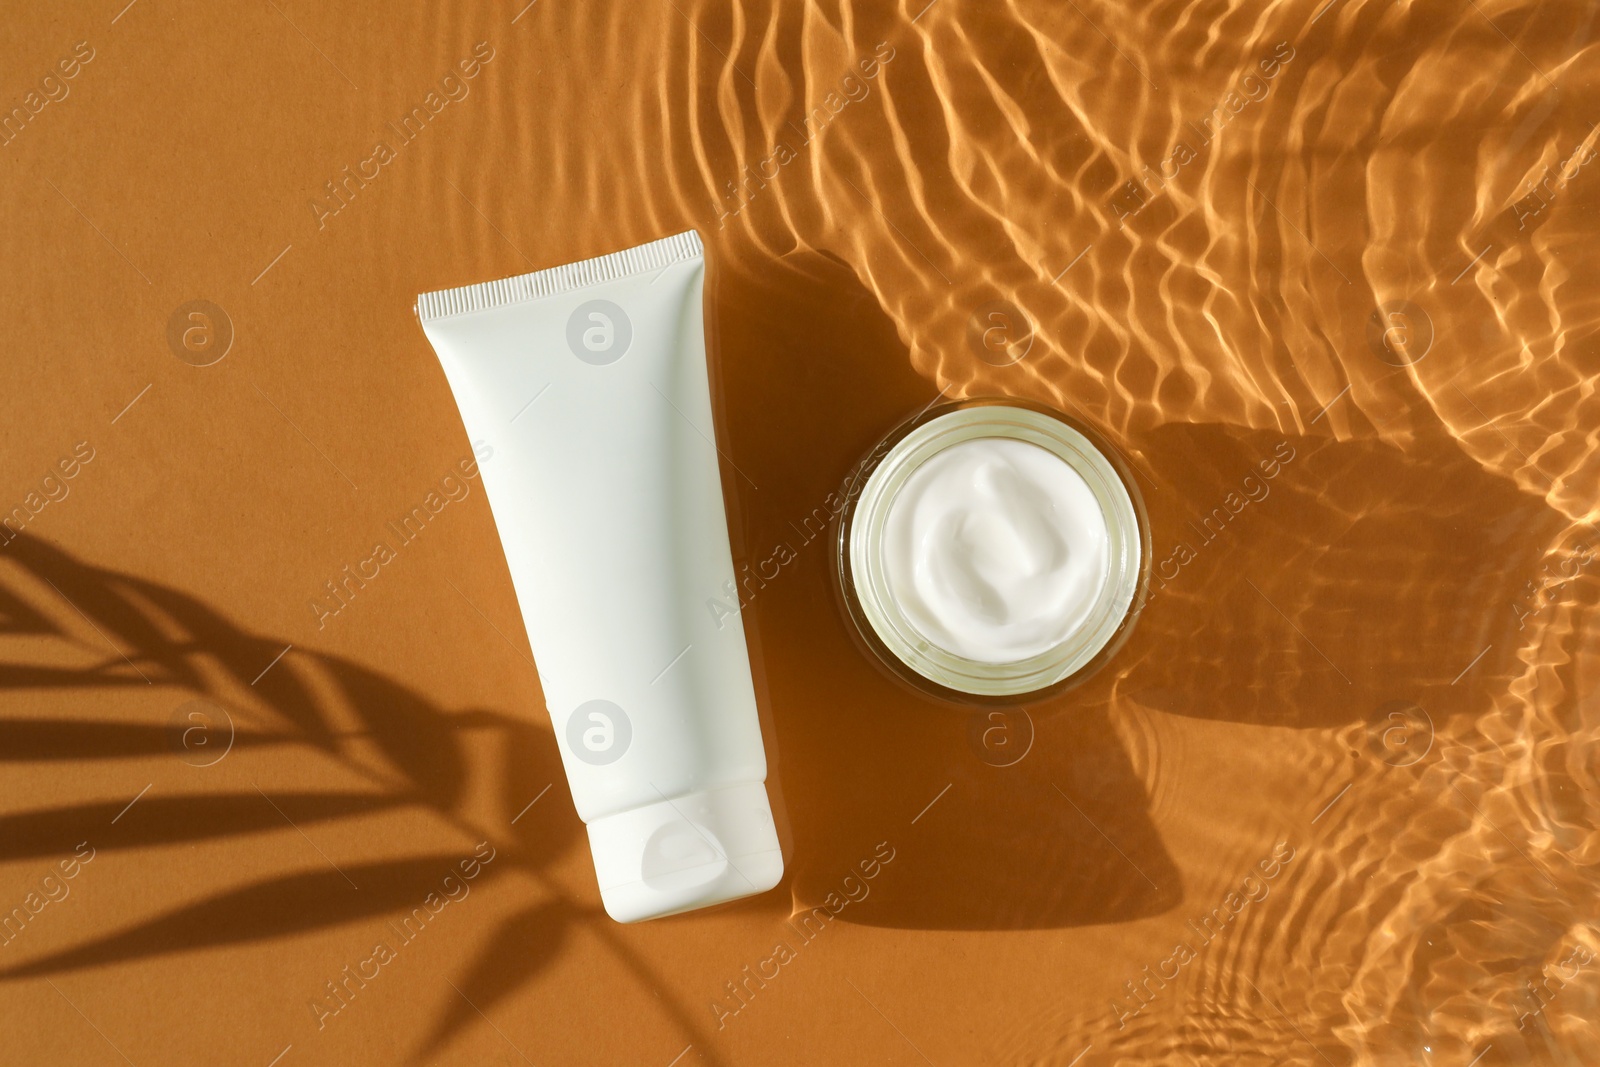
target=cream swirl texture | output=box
[881,437,1110,664]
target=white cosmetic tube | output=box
[416,231,782,922]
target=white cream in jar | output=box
[881,437,1110,663]
[843,404,1143,698]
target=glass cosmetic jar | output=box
[835,398,1148,703]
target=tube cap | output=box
[586,781,784,923]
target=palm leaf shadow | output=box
[0,857,506,978]
[0,719,289,761]
[0,573,57,636]
[327,659,468,810]
[0,793,402,861]
[0,531,622,1058]
[0,531,532,826]
[412,901,571,1063]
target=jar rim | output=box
[840,400,1145,699]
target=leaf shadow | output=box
[0,792,402,861]
[0,719,290,762]
[0,857,506,978]
[0,531,691,1062]
[411,901,571,1064]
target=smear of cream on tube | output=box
[881,437,1110,663]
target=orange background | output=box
[2,1,1597,1065]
